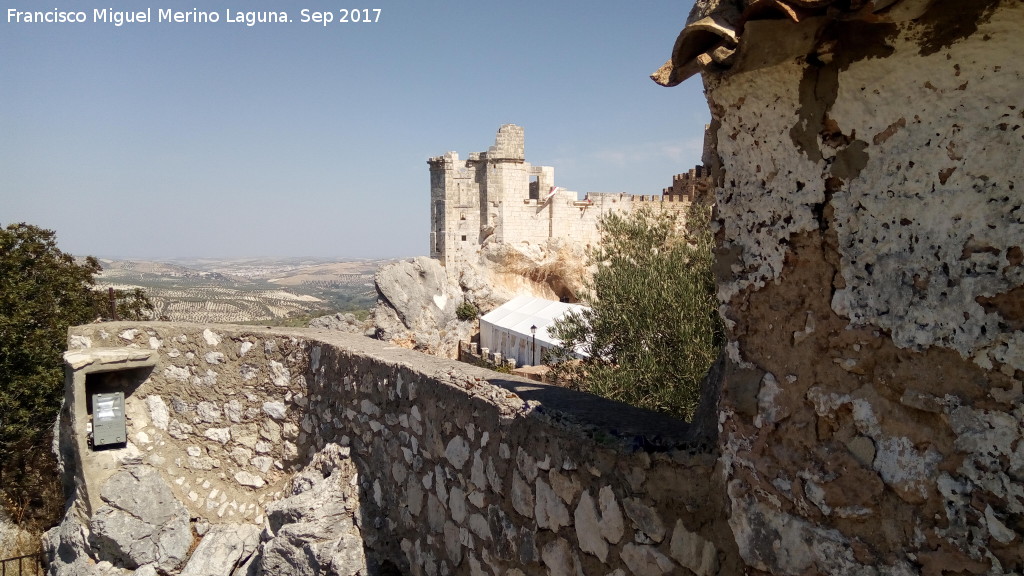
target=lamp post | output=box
[530,325,537,366]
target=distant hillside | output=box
[96,257,397,324]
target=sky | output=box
[1,0,709,259]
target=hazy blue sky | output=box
[1,0,708,258]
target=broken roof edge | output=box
[651,0,926,86]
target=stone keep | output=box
[428,124,698,266]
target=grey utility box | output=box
[92,392,126,448]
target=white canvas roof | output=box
[480,295,588,349]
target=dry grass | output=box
[1,439,63,563]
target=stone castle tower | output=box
[428,125,554,266]
[428,125,704,266]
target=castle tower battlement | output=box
[429,126,706,266]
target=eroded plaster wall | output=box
[690,1,1023,574]
[58,323,736,575]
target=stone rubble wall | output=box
[681,1,1024,574]
[54,322,737,575]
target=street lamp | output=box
[530,325,537,366]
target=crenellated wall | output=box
[51,322,735,575]
[428,125,699,267]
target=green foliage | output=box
[0,223,152,531]
[546,204,723,420]
[92,286,156,321]
[456,301,479,322]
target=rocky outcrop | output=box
[370,256,473,358]
[179,524,260,576]
[371,241,588,359]
[258,444,365,575]
[88,465,193,571]
[307,313,373,336]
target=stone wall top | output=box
[54,321,734,575]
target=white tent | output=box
[479,295,589,367]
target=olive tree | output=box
[546,204,722,420]
[0,223,151,530]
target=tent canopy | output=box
[480,295,588,350]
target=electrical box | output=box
[92,392,126,448]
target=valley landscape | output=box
[95,257,392,324]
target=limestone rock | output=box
[179,523,260,576]
[372,256,460,335]
[144,395,170,430]
[235,471,266,489]
[0,507,35,563]
[540,537,581,576]
[669,519,719,576]
[445,436,470,469]
[262,401,288,421]
[204,427,232,444]
[623,497,666,543]
[535,477,570,532]
[43,512,103,576]
[621,543,676,576]
[308,312,370,334]
[573,490,608,562]
[598,486,624,544]
[258,443,366,575]
[87,465,192,571]
[511,471,534,519]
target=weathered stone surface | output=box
[535,477,570,532]
[196,401,223,423]
[470,450,488,491]
[204,427,231,444]
[449,486,468,524]
[202,329,221,346]
[269,360,290,387]
[685,3,1024,571]
[308,312,370,334]
[510,471,534,519]
[262,401,288,421]
[445,436,471,469]
[540,537,581,576]
[549,469,579,505]
[260,444,366,576]
[669,520,718,576]
[179,524,260,576]
[574,490,608,562]
[43,512,102,576]
[88,465,192,571]
[620,543,675,576]
[623,497,665,543]
[144,395,169,430]
[371,256,474,358]
[234,471,266,489]
[598,486,624,544]
[61,323,733,575]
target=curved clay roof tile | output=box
[653,0,912,85]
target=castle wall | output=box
[58,323,736,575]
[430,125,700,266]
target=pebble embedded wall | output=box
[56,323,737,575]
[658,0,1024,573]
